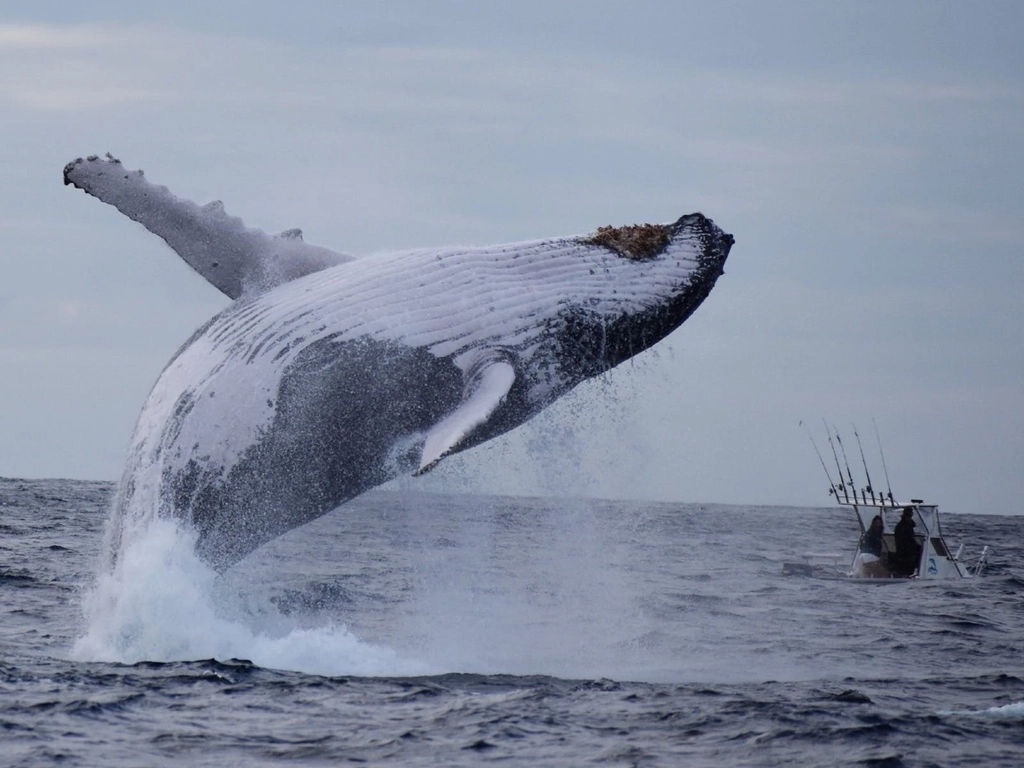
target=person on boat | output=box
[893,507,922,576]
[861,515,884,557]
[855,515,889,577]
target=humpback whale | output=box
[65,154,733,570]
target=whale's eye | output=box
[584,223,670,261]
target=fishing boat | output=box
[784,423,990,580]
[837,496,988,579]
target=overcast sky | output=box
[1,1,1021,514]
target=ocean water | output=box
[1,477,1022,766]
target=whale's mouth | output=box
[584,223,671,261]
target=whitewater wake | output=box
[71,518,431,677]
[941,701,1024,719]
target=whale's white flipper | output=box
[63,155,351,298]
[417,357,516,475]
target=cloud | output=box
[0,23,120,50]
[0,23,171,110]
[5,20,1019,123]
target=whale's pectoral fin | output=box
[415,358,516,475]
[63,154,352,300]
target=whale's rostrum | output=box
[65,155,734,570]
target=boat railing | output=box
[971,545,991,577]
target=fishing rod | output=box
[873,417,895,505]
[801,420,837,495]
[852,424,876,504]
[832,425,859,503]
[822,420,848,502]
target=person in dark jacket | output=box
[894,507,922,576]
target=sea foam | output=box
[71,517,430,677]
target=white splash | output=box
[940,701,1024,718]
[983,701,1024,717]
[71,517,431,678]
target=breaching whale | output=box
[65,154,733,571]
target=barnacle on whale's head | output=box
[585,223,672,260]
